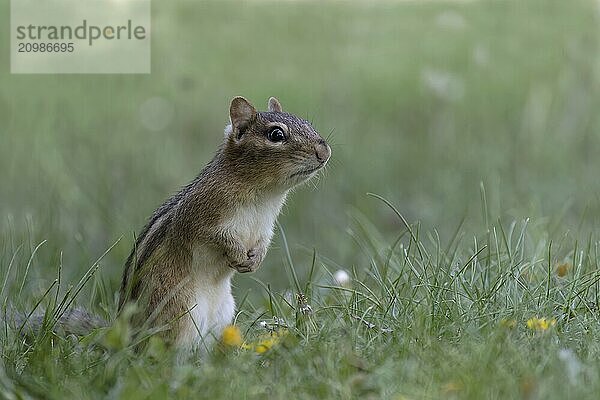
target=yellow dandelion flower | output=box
[500,319,517,329]
[242,329,288,354]
[526,317,556,331]
[221,325,243,347]
[556,262,572,277]
[255,337,278,354]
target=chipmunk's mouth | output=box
[289,165,322,179]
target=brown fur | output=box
[119,96,331,345]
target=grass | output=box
[2,0,600,398]
[4,204,600,399]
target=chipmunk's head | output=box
[223,96,331,192]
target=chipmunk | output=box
[11,97,329,350]
[117,96,331,350]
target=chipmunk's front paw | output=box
[228,247,263,273]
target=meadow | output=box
[2,0,600,398]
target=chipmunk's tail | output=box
[7,307,107,337]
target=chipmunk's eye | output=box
[267,127,286,143]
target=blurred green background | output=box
[1,0,599,305]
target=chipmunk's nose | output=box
[315,139,331,164]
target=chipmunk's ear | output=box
[267,97,283,113]
[229,96,257,138]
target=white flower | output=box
[333,270,351,288]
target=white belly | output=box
[176,193,286,351]
[224,194,286,249]
[177,247,235,350]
